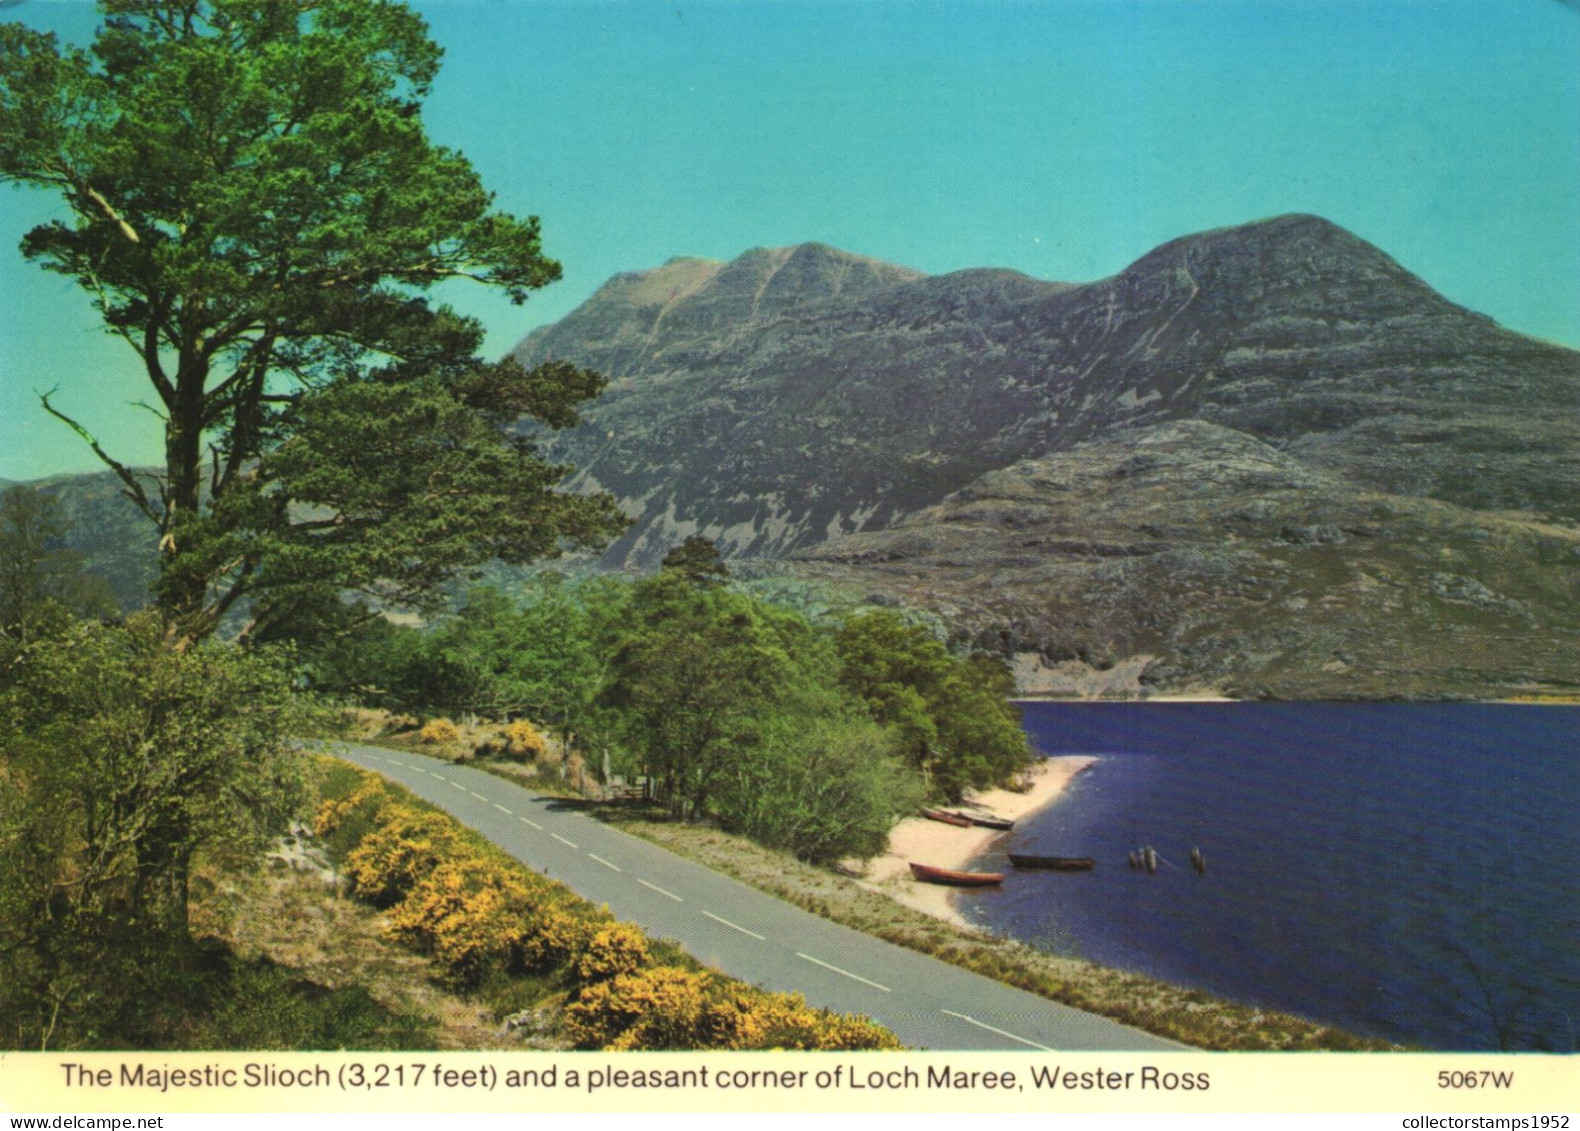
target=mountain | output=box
[7,469,158,612]
[515,215,1580,697]
[789,420,1580,699]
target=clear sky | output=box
[3,0,1578,480]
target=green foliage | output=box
[0,2,622,646]
[0,485,116,648]
[659,536,730,587]
[602,570,820,819]
[715,717,923,865]
[834,609,1032,799]
[0,615,307,1048]
[189,953,434,1051]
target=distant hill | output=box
[515,215,1580,698]
[11,469,158,613]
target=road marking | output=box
[428,771,446,780]
[449,781,468,792]
[550,833,578,849]
[939,1009,1052,1051]
[701,911,765,941]
[493,803,512,815]
[638,879,683,902]
[519,817,542,830]
[588,853,622,872]
[795,952,890,992]
[469,791,487,801]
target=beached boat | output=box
[966,814,1014,831]
[1007,853,1095,871]
[920,808,975,828]
[909,862,1005,887]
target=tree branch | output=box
[38,390,162,527]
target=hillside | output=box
[515,215,1580,697]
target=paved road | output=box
[327,740,1180,1052]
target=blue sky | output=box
[3,0,1578,479]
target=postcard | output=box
[0,0,1575,1122]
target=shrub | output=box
[562,966,900,1051]
[343,807,459,907]
[386,860,535,987]
[518,907,600,974]
[419,718,462,744]
[501,720,549,760]
[573,923,649,983]
[535,743,563,775]
[563,967,711,1050]
[312,781,389,862]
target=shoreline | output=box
[855,755,1097,927]
[1009,695,1236,704]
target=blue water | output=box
[956,703,1580,1051]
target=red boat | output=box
[909,862,1005,887]
[920,808,974,828]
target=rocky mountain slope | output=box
[515,214,1580,697]
[789,421,1580,699]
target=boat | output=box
[965,814,1014,831]
[909,862,1005,887]
[920,808,975,828]
[1007,853,1096,871]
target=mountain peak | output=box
[1105,212,1458,326]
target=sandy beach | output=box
[855,755,1097,927]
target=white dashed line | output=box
[637,879,683,902]
[550,833,578,849]
[493,803,511,815]
[588,854,622,872]
[518,817,542,830]
[449,781,468,792]
[469,791,487,801]
[795,953,891,993]
[939,1009,1052,1051]
[700,911,765,941]
[428,771,446,780]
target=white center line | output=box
[493,803,511,815]
[700,911,765,941]
[550,833,578,849]
[939,1009,1053,1051]
[587,853,622,872]
[795,952,891,993]
[637,879,683,902]
[449,781,467,792]
[519,817,542,830]
[428,771,446,780]
[468,791,487,801]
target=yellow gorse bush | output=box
[562,966,903,1051]
[501,720,549,760]
[386,859,534,985]
[573,922,649,983]
[343,806,459,907]
[418,717,462,744]
[313,779,385,838]
[323,764,898,1049]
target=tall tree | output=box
[0,2,623,646]
[834,609,1031,799]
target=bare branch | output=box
[38,390,162,527]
